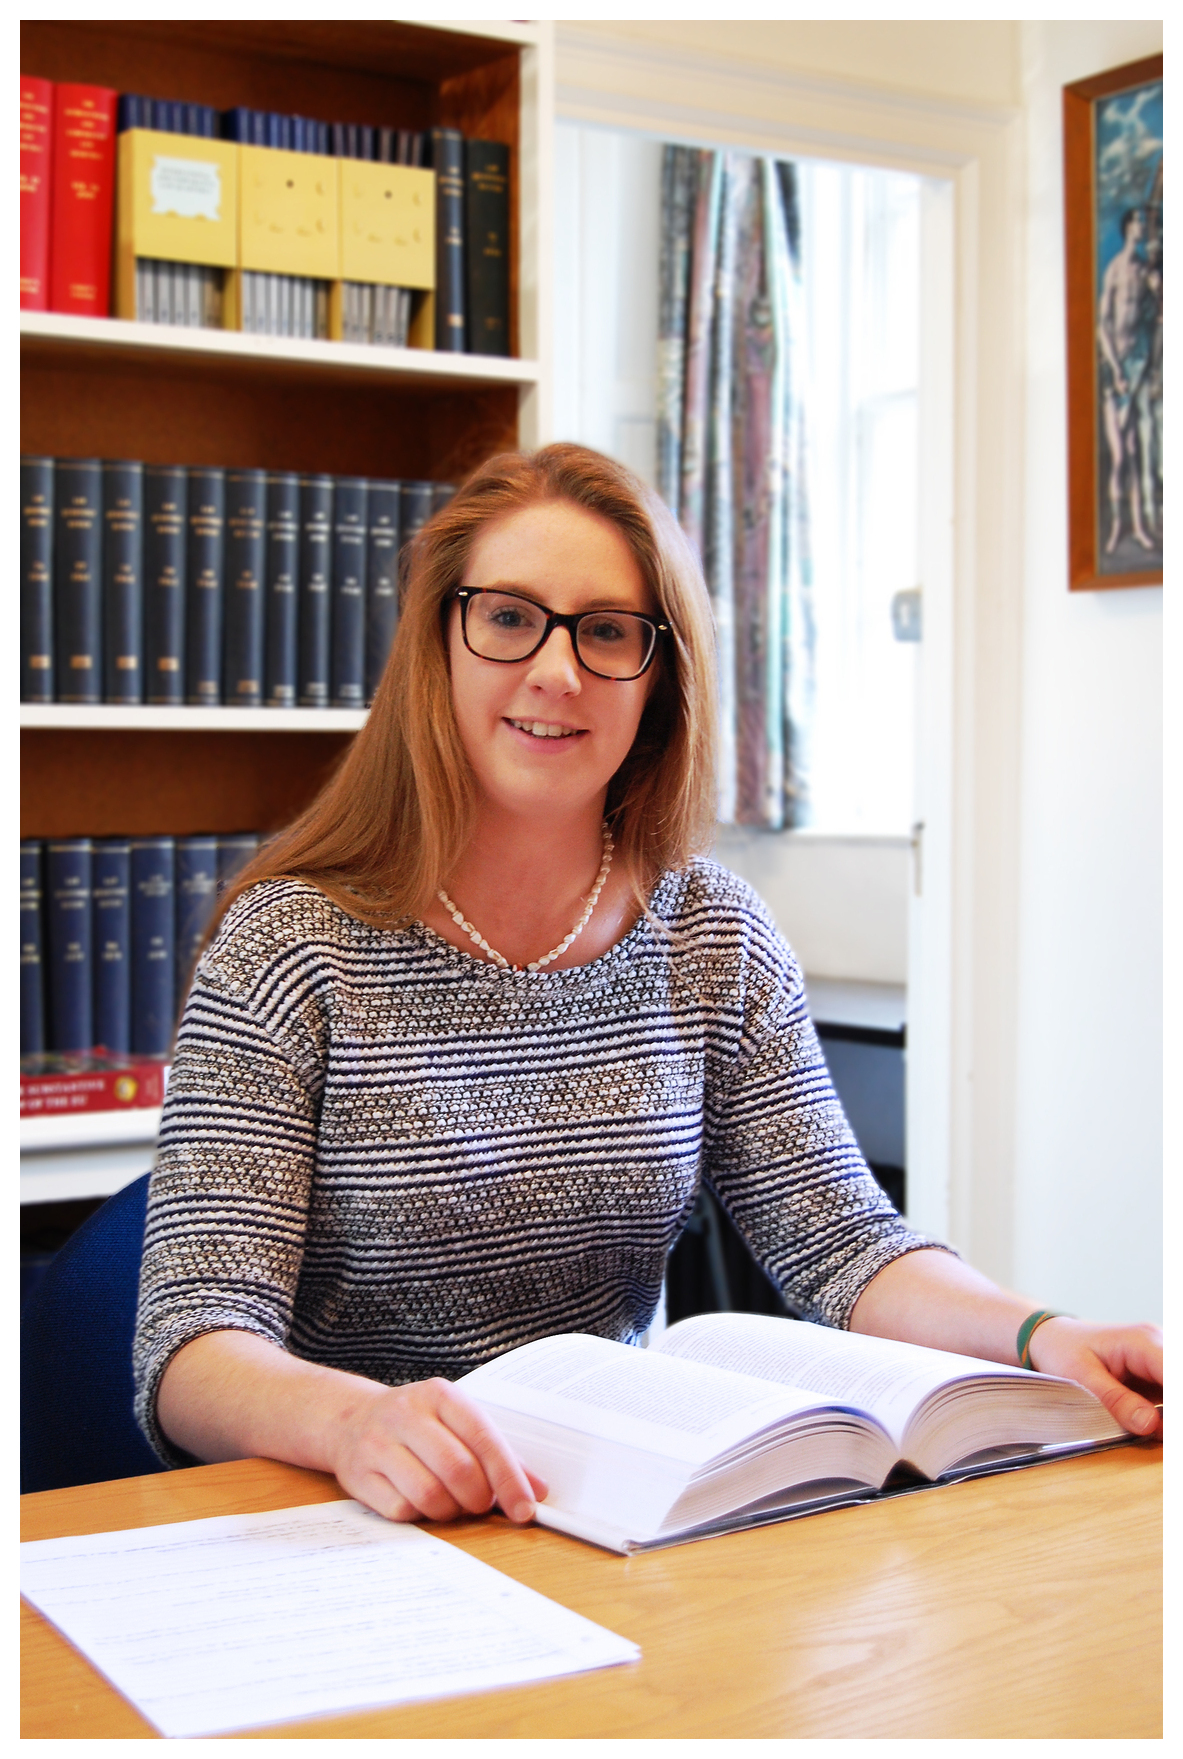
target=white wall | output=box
[555,20,1163,1321]
[1011,21,1162,1323]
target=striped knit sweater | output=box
[133,860,937,1465]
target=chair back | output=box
[21,1171,164,1493]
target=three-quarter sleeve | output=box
[701,909,948,1328]
[132,917,324,1466]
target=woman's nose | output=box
[524,623,582,691]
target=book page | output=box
[20,1501,639,1739]
[460,1332,830,1466]
[655,1313,1024,1448]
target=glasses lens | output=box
[465,592,548,661]
[576,612,654,679]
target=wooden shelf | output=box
[21,313,540,394]
[21,705,367,734]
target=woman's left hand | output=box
[1027,1317,1163,1438]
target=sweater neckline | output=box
[406,869,679,982]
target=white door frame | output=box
[554,27,1027,1281]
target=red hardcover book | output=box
[48,81,117,316]
[20,1054,168,1118]
[20,75,53,310]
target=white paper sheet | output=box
[20,1500,640,1738]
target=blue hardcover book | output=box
[432,483,457,515]
[399,479,435,561]
[102,459,144,706]
[144,465,187,705]
[54,458,103,704]
[224,468,266,707]
[186,467,226,705]
[331,477,368,708]
[176,835,219,1000]
[46,839,93,1054]
[21,456,54,703]
[298,475,333,707]
[265,472,300,707]
[92,838,132,1054]
[221,107,255,143]
[217,834,260,896]
[131,837,176,1057]
[365,479,401,704]
[117,94,149,132]
[20,841,46,1057]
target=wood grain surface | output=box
[21,1445,1161,1739]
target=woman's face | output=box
[448,499,659,823]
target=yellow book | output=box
[339,161,434,289]
[115,131,238,321]
[238,145,339,278]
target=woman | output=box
[134,444,1162,1528]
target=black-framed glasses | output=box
[454,588,669,682]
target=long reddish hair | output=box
[208,443,719,938]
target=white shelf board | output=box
[427,19,540,47]
[21,1141,156,1205]
[21,1107,162,1155]
[21,311,540,391]
[804,978,907,1034]
[21,704,367,732]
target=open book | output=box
[457,1313,1127,1553]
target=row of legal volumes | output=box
[21,833,260,1062]
[20,76,510,353]
[21,458,455,709]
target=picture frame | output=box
[1063,53,1162,591]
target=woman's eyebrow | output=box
[469,582,651,612]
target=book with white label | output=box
[458,1313,1127,1554]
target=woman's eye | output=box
[585,619,626,643]
[488,606,535,630]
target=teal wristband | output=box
[1016,1309,1064,1370]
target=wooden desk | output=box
[22,1445,1161,1739]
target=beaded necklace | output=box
[437,824,614,973]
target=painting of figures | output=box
[1063,54,1162,591]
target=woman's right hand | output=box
[330,1374,547,1524]
[157,1331,545,1526]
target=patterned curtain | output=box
[658,146,814,830]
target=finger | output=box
[434,1388,540,1523]
[378,1442,468,1522]
[1072,1357,1161,1439]
[525,1469,550,1502]
[348,1469,431,1524]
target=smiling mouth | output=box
[506,718,586,740]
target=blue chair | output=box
[21,1171,165,1494]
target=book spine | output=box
[400,480,435,560]
[54,457,103,704]
[130,836,176,1057]
[223,468,266,707]
[464,139,510,357]
[92,837,132,1054]
[102,459,145,705]
[331,477,368,708]
[265,472,300,707]
[430,128,467,351]
[46,838,93,1053]
[217,834,260,895]
[49,83,117,316]
[143,465,187,704]
[298,475,333,707]
[21,455,55,702]
[185,467,226,705]
[176,835,219,1004]
[432,483,457,516]
[20,840,46,1057]
[20,75,53,310]
[365,479,401,704]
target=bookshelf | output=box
[21,16,554,1202]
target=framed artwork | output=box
[1063,53,1162,591]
